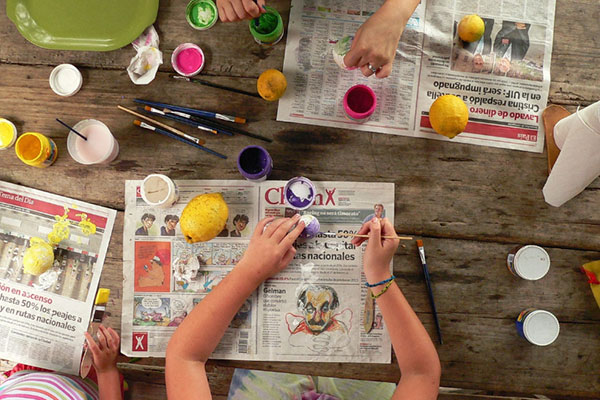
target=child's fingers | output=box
[242,0,261,17]
[351,222,371,246]
[253,216,275,238]
[108,327,121,349]
[263,217,288,238]
[271,214,301,243]
[280,220,304,249]
[97,327,109,350]
[367,218,382,248]
[84,332,101,357]
[100,326,113,348]
[280,246,297,267]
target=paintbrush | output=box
[171,75,261,102]
[142,106,219,135]
[56,118,87,141]
[417,239,443,345]
[117,105,205,145]
[136,97,247,124]
[321,232,413,240]
[134,120,227,159]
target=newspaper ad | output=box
[122,180,393,363]
[0,180,116,374]
[278,0,556,152]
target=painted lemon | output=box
[257,69,287,101]
[458,14,485,42]
[23,237,55,276]
[429,95,469,139]
[180,193,229,243]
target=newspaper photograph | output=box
[0,180,116,374]
[278,0,556,152]
[122,180,393,363]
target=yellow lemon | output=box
[257,69,287,101]
[180,193,229,243]
[23,237,54,276]
[429,95,469,139]
[458,14,485,42]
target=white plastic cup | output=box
[67,119,119,165]
[506,245,550,280]
[141,174,179,208]
[516,309,560,346]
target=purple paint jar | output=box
[284,176,316,210]
[237,145,273,181]
[343,84,377,122]
[515,309,560,346]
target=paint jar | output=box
[67,119,119,165]
[515,309,560,346]
[172,43,205,77]
[237,145,273,182]
[343,84,377,122]
[249,6,284,46]
[49,64,83,97]
[0,118,17,150]
[141,174,179,208]
[15,132,58,168]
[284,176,316,210]
[506,245,550,280]
[186,0,218,30]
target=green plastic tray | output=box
[7,0,159,51]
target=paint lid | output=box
[49,64,83,97]
[514,245,550,280]
[186,0,218,30]
[0,119,18,150]
[172,43,205,77]
[284,176,316,211]
[523,310,560,346]
[141,174,179,208]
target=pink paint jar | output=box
[67,119,119,165]
[343,84,377,122]
[172,43,205,77]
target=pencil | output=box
[417,239,443,345]
[142,106,219,135]
[133,120,227,159]
[171,75,261,102]
[117,105,205,145]
[135,98,246,124]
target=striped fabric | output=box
[0,370,98,400]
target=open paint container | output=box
[249,6,284,46]
[67,119,119,165]
[237,145,273,182]
[172,43,205,77]
[186,0,218,30]
[343,84,377,122]
[516,309,560,346]
[141,174,179,208]
[284,176,316,211]
[15,132,58,168]
[0,118,17,150]
[506,245,550,280]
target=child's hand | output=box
[217,0,265,22]
[237,215,304,283]
[84,325,120,374]
[351,218,399,283]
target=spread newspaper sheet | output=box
[122,180,394,363]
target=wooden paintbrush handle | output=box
[337,233,412,240]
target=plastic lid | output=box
[0,119,17,149]
[49,64,83,97]
[523,310,560,346]
[514,245,550,280]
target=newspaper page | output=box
[0,180,116,374]
[278,0,556,153]
[122,180,393,364]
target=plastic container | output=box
[237,145,273,182]
[343,84,377,122]
[516,309,560,346]
[15,132,58,168]
[249,6,284,46]
[172,43,205,77]
[49,64,83,97]
[284,176,316,210]
[141,174,179,208]
[0,118,18,150]
[186,0,218,30]
[67,119,119,165]
[506,245,550,280]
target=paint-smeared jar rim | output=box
[284,176,316,211]
[186,0,218,30]
[171,43,205,77]
[523,309,560,346]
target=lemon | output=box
[458,14,485,42]
[23,237,54,276]
[257,69,287,101]
[180,193,229,243]
[429,95,469,138]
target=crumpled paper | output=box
[581,260,600,310]
[127,25,163,85]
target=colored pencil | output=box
[417,239,443,345]
[136,97,247,123]
[133,120,227,159]
[322,232,413,241]
[171,75,261,102]
[143,106,218,135]
[56,118,87,141]
[117,105,205,145]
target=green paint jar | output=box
[249,6,284,46]
[186,0,218,30]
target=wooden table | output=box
[1,0,599,398]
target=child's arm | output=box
[344,0,420,78]
[352,218,441,399]
[166,215,304,400]
[84,325,122,400]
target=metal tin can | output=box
[515,309,560,346]
[507,245,550,280]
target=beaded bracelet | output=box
[370,280,394,299]
[365,275,395,288]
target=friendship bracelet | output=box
[370,280,394,299]
[365,275,395,288]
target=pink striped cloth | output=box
[0,370,98,400]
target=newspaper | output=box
[122,180,393,363]
[0,181,116,374]
[278,0,556,153]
